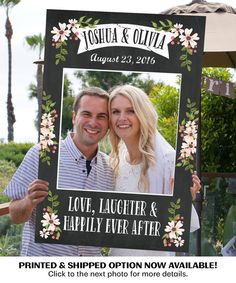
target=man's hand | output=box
[190,172,201,201]
[25,179,49,208]
[9,179,49,224]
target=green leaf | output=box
[61,48,68,55]
[186,48,193,55]
[170,202,176,208]
[180,54,187,60]
[79,15,86,23]
[55,58,60,65]
[168,208,175,214]
[152,21,158,28]
[86,17,93,24]
[49,102,56,108]
[166,19,173,27]
[52,195,59,201]
[93,19,100,25]
[159,20,166,27]
[162,233,169,239]
[55,53,63,59]
[53,201,60,207]
[55,42,62,49]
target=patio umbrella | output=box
[162,0,236,67]
[161,0,236,255]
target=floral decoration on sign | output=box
[176,98,199,173]
[51,17,101,65]
[39,190,62,240]
[163,198,185,248]
[39,91,58,165]
[152,20,200,71]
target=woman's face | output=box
[110,95,140,142]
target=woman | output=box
[108,84,201,256]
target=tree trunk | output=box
[5,16,15,142]
[37,63,43,142]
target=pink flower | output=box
[174,237,185,247]
[51,23,71,42]
[67,19,80,35]
[171,23,184,38]
[165,220,185,239]
[39,228,50,239]
[179,28,199,49]
[41,212,60,232]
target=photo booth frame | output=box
[35,9,205,252]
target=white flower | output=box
[41,112,52,121]
[181,141,193,156]
[41,118,53,127]
[171,23,184,38]
[184,121,197,137]
[165,220,184,239]
[174,237,185,247]
[67,19,80,35]
[183,134,196,145]
[40,130,56,149]
[179,28,199,49]
[180,147,192,159]
[41,212,60,232]
[39,228,50,239]
[182,135,197,155]
[186,120,196,129]
[41,124,55,133]
[51,22,71,42]
[40,125,54,136]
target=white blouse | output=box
[110,132,199,256]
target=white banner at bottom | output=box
[0,256,235,283]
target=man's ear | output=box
[72,111,76,125]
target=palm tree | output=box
[25,33,45,139]
[0,0,21,142]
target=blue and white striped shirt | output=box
[4,134,114,256]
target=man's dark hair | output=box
[73,87,109,113]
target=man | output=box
[4,87,114,256]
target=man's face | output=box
[72,95,109,149]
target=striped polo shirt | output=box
[4,134,114,256]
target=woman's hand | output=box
[190,172,201,201]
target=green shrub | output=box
[0,142,33,167]
[0,233,20,256]
[0,160,17,203]
[0,215,11,235]
[0,215,23,256]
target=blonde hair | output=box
[109,85,157,192]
